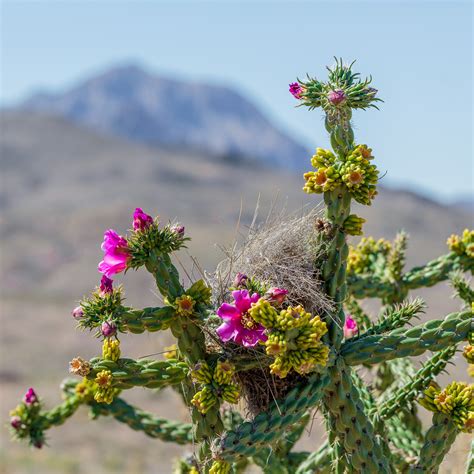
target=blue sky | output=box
[1,1,472,202]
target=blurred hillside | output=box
[0,110,472,473]
[17,64,308,171]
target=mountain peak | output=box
[18,63,308,169]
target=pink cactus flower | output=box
[71,306,84,320]
[101,320,117,338]
[98,230,130,277]
[99,275,113,294]
[343,315,358,339]
[266,287,288,305]
[327,89,346,105]
[216,290,267,347]
[24,388,37,405]
[133,208,154,231]
[289,82,303,99]
[233,272,248,289]
[10,416,22,430]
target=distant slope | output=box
[17,64,309,170]
[1,111,470,300]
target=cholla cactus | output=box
[9,60,474,473]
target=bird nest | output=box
[209,206,334,414]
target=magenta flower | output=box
[266,287,288,305]
[133,208,154,231]
[24,388,37,405]
[216,290,267,347]
[99,275,113,294]
[327,89,346,105]
[10,416,22,430]
[343,315,358,339]
[98,230,130,277]
[289,82,303,99]
[233,272,248,289]
[101,320,117,338]
[71,306,84,320]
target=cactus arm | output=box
[347,274,395,299]
[146,251,224,466]
[361,298,425,338]
[408,412,458,473]
[118,306,176,333]
[342,310,472,366]
[403,253,473,290]
[89,397,193,444]
[214,373,330,463]
[275,412,311,456]
[86,357,189,389]
[251,449,289,474]
[37,395,83,431]
[377,345,456,419]
[323,361,394,473]
[348,253,473,300]
[295,441,331,474]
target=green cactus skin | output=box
[90,397,193,444]
[409,412,458,473]
[342,310,472,365]
[378,345,457,419]
[118,306,175,333]
[321,187,352,348]
[214,373,330,463]
[323,361,393,473]
[87,357,189,389]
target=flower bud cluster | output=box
[419,381,474,433]
[447,229,474,258]
[94,370,115,404]
[343,214,366,236]
[209,460,231,474]
[249,300,329,378]
[102,339,121,362]
[304,145,378,205]
[190,361,240,414]
[9,388,44,448]
[347,237,392,275]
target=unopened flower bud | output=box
[327,89,346,105]
[289,82,303,99]
[343,315,358,339]
[233,272,248,288]
[133,208,154,231]
[24,387,38,405]
[33,439,43,449]
[266,287,289,305]
[99,275,113,294]
[10,416,22,430]
[101,320,117,338]
[171,224,185,238]
[71,306,84,320]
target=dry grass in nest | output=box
[212,205,334,317]
[235,367,306,416]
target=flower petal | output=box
[232,289,252,313]
[216,322,237,342]
[217,303,241,321]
